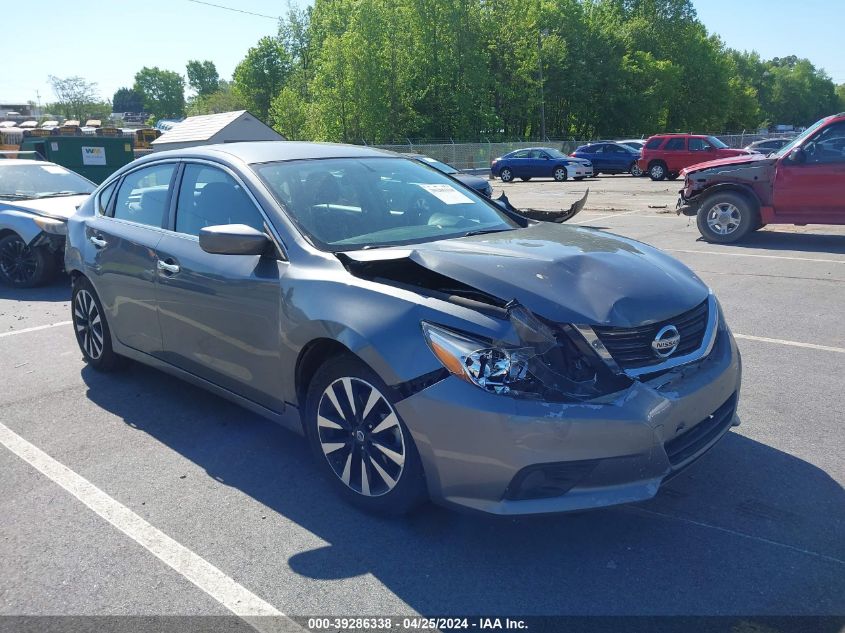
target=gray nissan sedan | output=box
[65,142,741,515]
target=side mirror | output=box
[199,224,272,256]
[788,147,806,164]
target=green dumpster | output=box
[19,134,135,184]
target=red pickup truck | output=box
[676,113,845,243]
[638,134,750,181]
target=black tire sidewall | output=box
[696,192,757,244]
[71,276,124,371]
[0,234,55,288]
[304,355,427,515]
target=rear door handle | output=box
[157,259,180,275]
[89,235,107,248]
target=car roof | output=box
[148,141,398,165]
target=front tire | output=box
[696,192,758,244]
[305,355,427,515]
[71,277,124,371]
[0,233,56,288]
[553,166,568,182]
[499,168,514,183]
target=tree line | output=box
[47,0,845,142]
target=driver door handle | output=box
[157,259,180,275]
[89,235,107,248]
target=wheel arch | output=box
[295,338,359,412]
[698,182,762,209]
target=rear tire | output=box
[499,168,514,182]
[648,162,667,181]
[0,233,57,288]
[553,166,568,182]
[71,276,125,371]
[667,172,679,181]
[305,355,427,515]
[630,163,643,177]
[696,191,758,244]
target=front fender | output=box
[0,210,46,245]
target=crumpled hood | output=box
[682,153,774,176]
[1,195,90,220]
[344,223,708,327]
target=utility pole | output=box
[538,29,547,142]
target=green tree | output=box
[112,87,144,113]
[133,67,186,119]
[186,60,220,97]
[187,80,244,116]
[233,36,290,120]
[837,83,845,111]
[48,75,100,121]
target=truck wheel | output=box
[666,172,679,181]
[0,233,57,288]
[648,162,667,181]
[697,192,758,244]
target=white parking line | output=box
[0,421,299,633]
[0,321,72,339]
[665,248,845,265]
[734,334,845,354]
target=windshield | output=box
[254,157,519,252]
[772,117,830,158]
[0,163,95,200]
[545,148,568,159]
[706,136,729,149]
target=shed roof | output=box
[151,110,276,146]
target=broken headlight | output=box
[421,312,600,401]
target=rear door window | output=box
[112,163,176,228]
[664,138,686,151]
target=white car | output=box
[0,160,95,287]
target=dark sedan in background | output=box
[572,142,643,176]
[404,153,492,197]
[65,142,740,516]
[744,138,792,155]
[491,147,593,182]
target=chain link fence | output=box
[371,132,797,171]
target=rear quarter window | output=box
[645,138,663,150]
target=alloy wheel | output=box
[0,236,38,285]
[316,377,406,497]
[631,164,643,177]
[706,202,742,235]
[554,167,567,181]
[500,168,513,182]
[73,289,105,360]
[650,164,665,179]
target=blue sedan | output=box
[572,142,642,177]
[491,147,593,182]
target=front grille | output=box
[665,393,737,466]
[593,299,709,369]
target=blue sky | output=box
[3,0,843,106]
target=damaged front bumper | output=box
[395,321,741,515]
[676,188,702,216]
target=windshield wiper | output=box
[34,191,91,198]
[460,228,512,238]
[0,192,36,200]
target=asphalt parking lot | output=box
[1,175,843,628]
